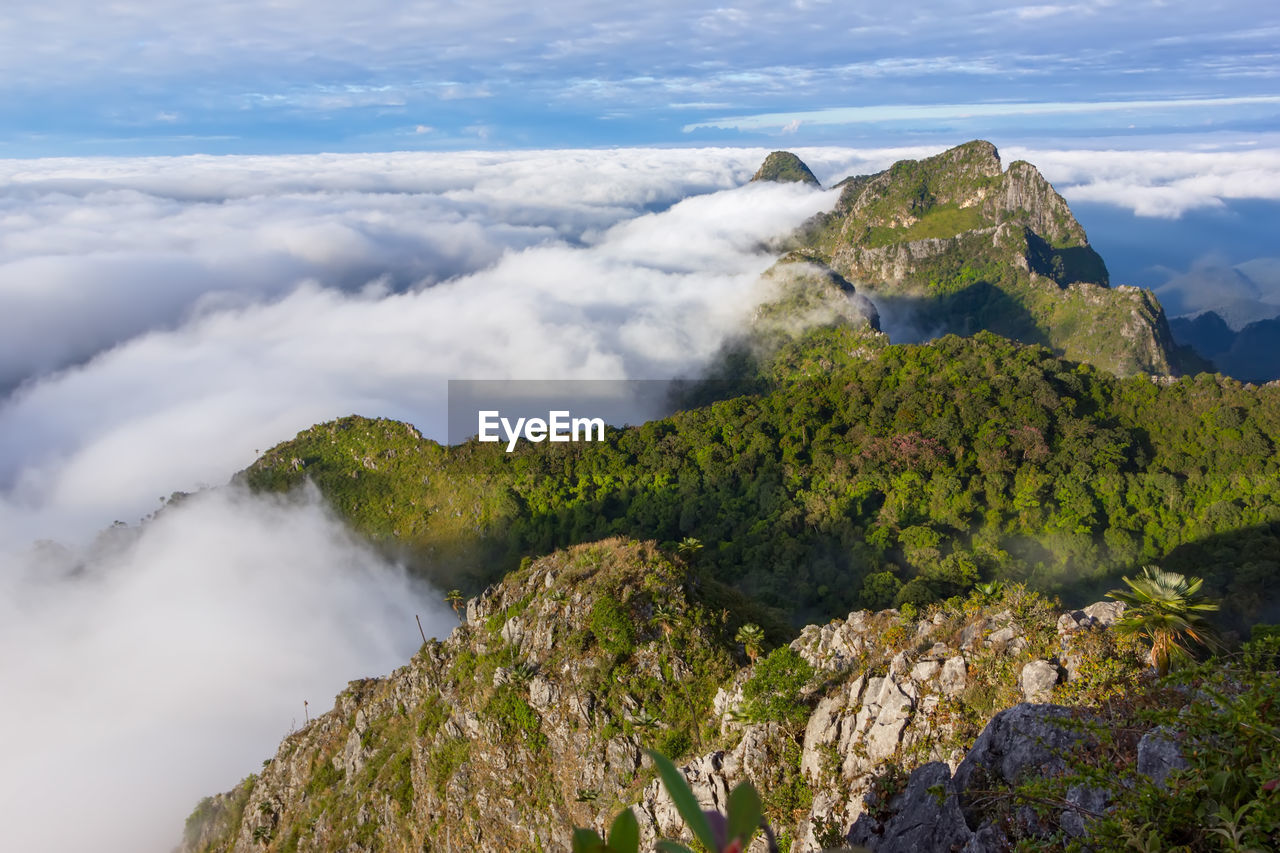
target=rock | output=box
[1137,727,1187,788]
[939,657,967,696]
[1061,784,1110,837]
[911,659,940,682]
[801,694,844,780]
[987,625,1019,650]
[1019,660,1059,702]
[953,704,1088,802]
[960,620,986,650]
[847,762,973,852]
[751,151,820,185]
[1082,601,1125,627]
[863,678,915,762]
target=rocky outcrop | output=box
[792,140,1192,377]
[180,539,1165,853]
[752,151,821,186]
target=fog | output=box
[0,485,450,852]
[0,147,860,852]
[3,144,1279,852]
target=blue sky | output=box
[3,0,1279,155]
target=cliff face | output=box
[180,539,1158,853]
[794,140,1188,377]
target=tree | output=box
[651,604,681,640]
[677,537,704,561]
[735,623,765,664]
[445,589,465,617]
[1107,566,1219,676]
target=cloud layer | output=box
[1014,145,1280,217]
[0,485,448,853]
[0,147,853,852]
[3,144,1280,851]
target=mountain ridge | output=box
[778,140,1195,377]
[177,538,1152,852]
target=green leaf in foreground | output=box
[726,781,762,846]
[607,808,640,853]
[649,750,717,851]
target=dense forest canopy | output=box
[246,330,1280,633]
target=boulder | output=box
[1019,660,1059,702]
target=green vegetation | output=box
[863,203,985,248]
[574,751,781,853]
[1005,636,1280,851]
[751,151,820,186]
[739,646,814,728]
[1107,566,1220,676]
[246,332,1280,632]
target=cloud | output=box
[682,95,1280,133]
[0,149,770,393]
[0,148,843,850]
[4,1,1278,153]
[1009,145,1280,217]
[3,142,1279,851]
[0,484,448,853]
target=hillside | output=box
[180,539,1280,852]
[784,141,1194,377]
[244,332,1280,630]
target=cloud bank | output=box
[1011,144,1280,218]
[0,485,448,853]
[0,147,852,852]
[3,144,1280,851]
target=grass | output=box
[864,204,986,248]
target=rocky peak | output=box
[995,160,1089,246]
[751,151,821,186]
[784,140,1208,377]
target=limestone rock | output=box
[939,657,967,696]
[1019,660,1059,702]
[1137,727,1188,789]
[847,762,972,852]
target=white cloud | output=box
[0,147,842,851]
[0,484,447,853]
[1009,145,1280,217]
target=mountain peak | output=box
[788,139,1201,377]
[751,151,820,186]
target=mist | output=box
[0,484,450,853]
[0,147,856,852]
[4,144,1280,852]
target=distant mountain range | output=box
[1169,310,1280,384]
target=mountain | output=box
[790,140,1193,377]
[1170,310,1280,384]
[243,332,1280,631]
[751,151,821,186]
[180,539,1279,852]
[178,144,1280,852]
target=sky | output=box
[2,0,1279,155]
[2,3,1280,852]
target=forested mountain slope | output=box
[245,331,1280,630]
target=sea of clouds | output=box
[2,144,1280,851]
